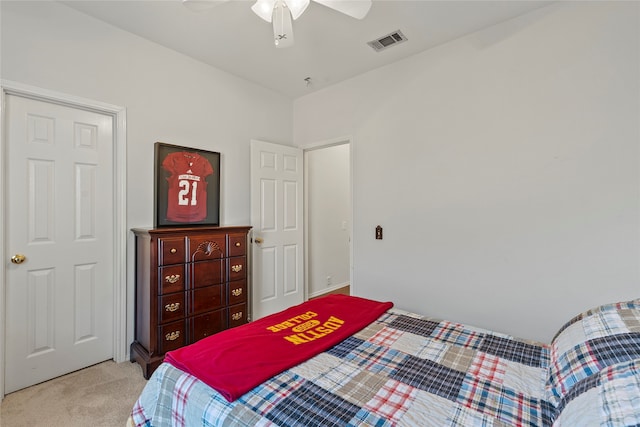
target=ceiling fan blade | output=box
[252,0,277,22]
[182,0,230,13]
[312,0,372,20]
[283,0,310,20]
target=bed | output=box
[129,295,640,426]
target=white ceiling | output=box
[62,0,552,99]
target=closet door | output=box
[5,94,114,393]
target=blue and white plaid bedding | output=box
[131,300,640,426]
[552,358,640,427]
[545,299,640,426]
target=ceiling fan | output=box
[183,0,372,48]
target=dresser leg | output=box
[130,341,163,380]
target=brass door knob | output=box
[11,254,26,264]
[254,238,264,244]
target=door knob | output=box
[11,254,26,264]
[254,237,264,244]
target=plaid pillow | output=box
[546,299,640,406]
[552,358,640,426]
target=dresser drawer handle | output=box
[231,288,243,297]
[170,248,177,254]
[231,312,243,321]
[165,274,181,284]
[165,331,180,341]
[231,265,243,273]
[235,242,241,247]
[165,303,180,312]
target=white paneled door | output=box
[250,140,304,320]
[5,94,114,393]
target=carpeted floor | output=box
[0,360,147,427]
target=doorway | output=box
[250,140,305,319]
[0,82,127,397]
[304,140,352,299]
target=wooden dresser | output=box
[130,226,251,378]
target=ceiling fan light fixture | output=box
[251,0,276,22]
[272,1,294,48]
[248,0,372,48]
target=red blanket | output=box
[164,294,393,402]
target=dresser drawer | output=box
[228,303,248,328]
[158,265,185,294]
[158,293,185,324]
[227,233,247,257]
[188,235,225,261]
[191,260,224,288]
[189,284,225,315]
[228,279,247,305]
[159,320,186,353]
[190,309,226,342]
[158,237,185,265]
[227,256,246,282]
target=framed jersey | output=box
[154,142,221,227]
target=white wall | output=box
[305,144,351,297]
[293,1,640,343]
[3,1,639,347]
[1,1,293,352]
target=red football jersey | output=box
[162,151,214,222]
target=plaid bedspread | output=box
[131,308,555,426]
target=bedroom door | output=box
[4,94,114,393]
[250,140,304,320]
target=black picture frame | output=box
[154,142,220,227]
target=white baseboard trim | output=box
[308,282,350,299]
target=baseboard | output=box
[308,283,350,300]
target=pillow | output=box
[546,299,640,407]
[552,358,640,426]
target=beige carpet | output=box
[0,360,147,427]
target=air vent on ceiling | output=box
[367,30,408,52]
